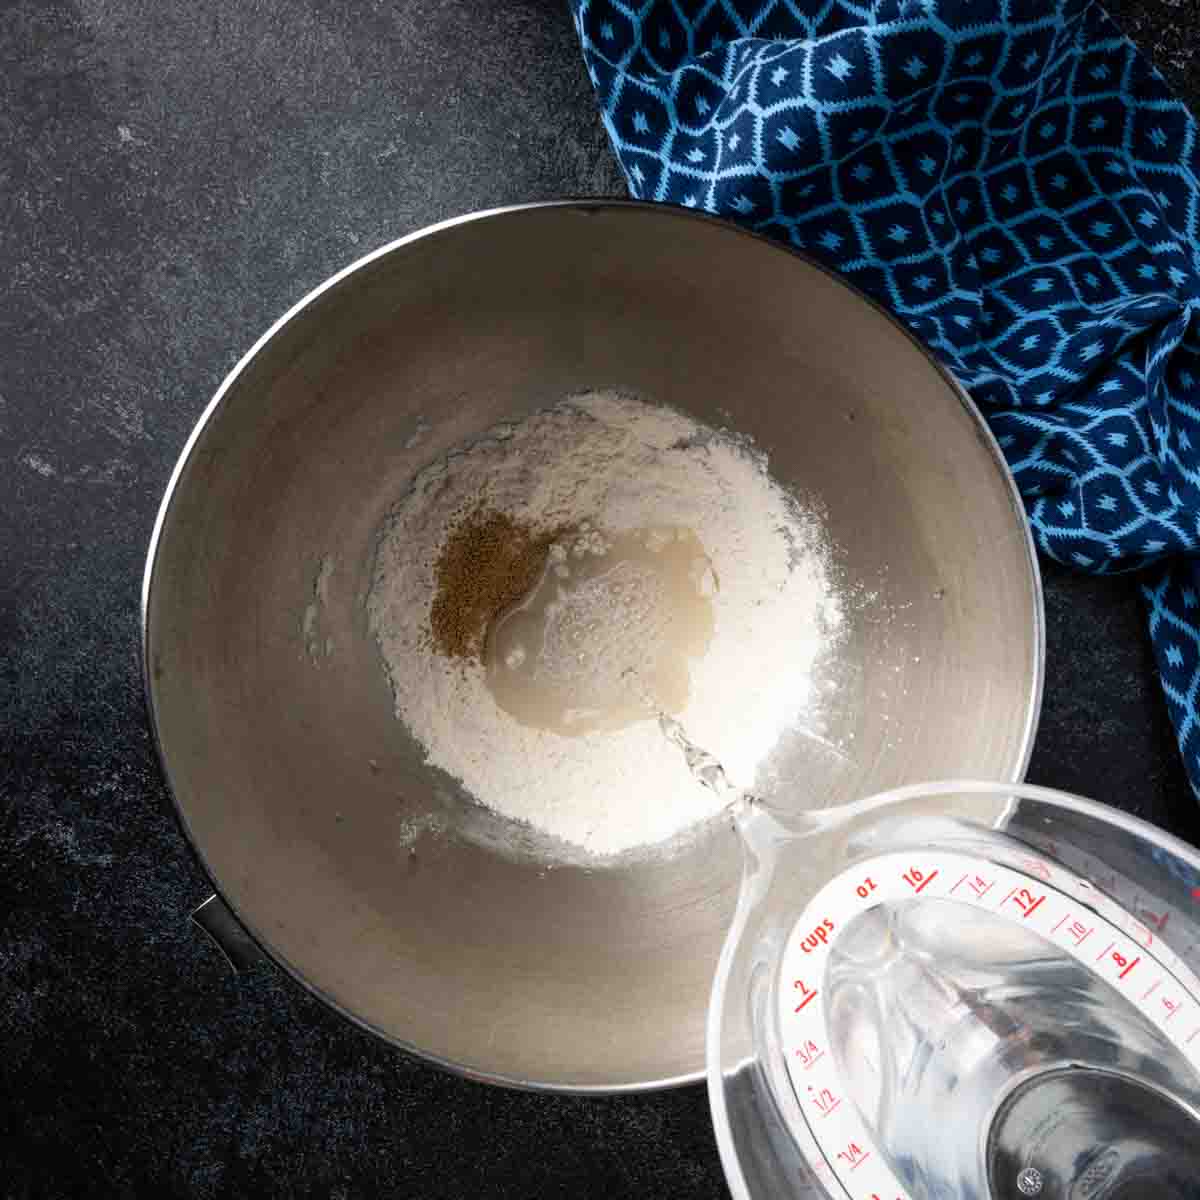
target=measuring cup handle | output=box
[191,893,269,973]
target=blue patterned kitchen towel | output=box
[570,0,1200,796]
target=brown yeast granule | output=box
[429,506,569,661]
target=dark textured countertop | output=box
[5,2,1200,1196]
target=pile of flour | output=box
[367,390,843,858]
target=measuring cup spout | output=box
[730,794,827,863]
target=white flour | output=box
[367,391,842,858]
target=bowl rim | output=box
[140,198,1046,1094]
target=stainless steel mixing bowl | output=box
[142,201,1043,1091]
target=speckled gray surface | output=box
[4,1,1200,1196]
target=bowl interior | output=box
[145,203,1041,1089]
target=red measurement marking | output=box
[1006,886,1045,919]
[1115,953,1141,981]
[1096,941,1115,963]
[836,1142,870,1172]
[1051,914,1068,934]
[950,873,967,896]
[1021,856,1052,881]
[1141,908,1170,933]
[1128,919,1156,949]
[903,867,938,894]
[1143,980,1162,1002]
[1164,997,1183,1021]
[1068,920,1094,947]
[794,1040,824,1070]
[807,1085,841,1118]
[793,979,819,1012]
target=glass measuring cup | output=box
[707,781,1200,1200]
